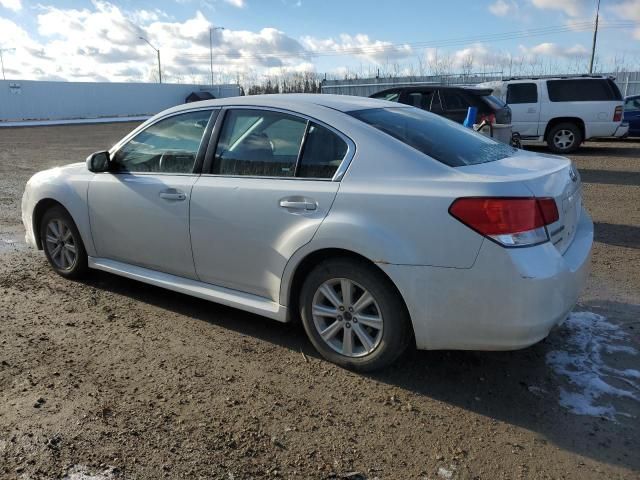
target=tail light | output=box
[614,106,623,122]
[449,197,559,247]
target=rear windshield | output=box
[349,107,516,167]
[547,79,622,102]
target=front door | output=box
[190,108,351,301]
[506,82,540,137]
[88,109,214,278]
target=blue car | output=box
[624,95,640,137]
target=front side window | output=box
[112,110,212,173]
[506,83,538,104]
[350,107,516,167]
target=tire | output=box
[299,258,412,372]
[546,122,582,153]
[40,205,88,279]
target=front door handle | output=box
[279,199,317,211]
[159,189,186,201]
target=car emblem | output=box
[569,165,578,182]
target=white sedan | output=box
[21,94,593,371]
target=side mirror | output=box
[86,151,110,172]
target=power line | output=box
[180,21,638,62]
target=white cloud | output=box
[530,0,590,18]
[0,0,21,12]
[610,0,640,39]
[224,0,245,7]
[520,42,588,58]
[301,34,412,64]
[488,0,517,17]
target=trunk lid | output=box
[457,149,582,254]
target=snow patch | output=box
[546,312,639,420]
[62,465,120,480]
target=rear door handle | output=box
[279,199,317,211]
[159,189,186,201]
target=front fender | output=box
[24,164,95,256]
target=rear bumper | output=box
[613,123,629,138]
[380,208,593,350]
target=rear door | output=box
[506,82,540,137]
[189,107,353,301]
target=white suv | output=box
[479,76,628,153]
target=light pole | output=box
[139,36,162,84]
[0,47,16,80]
[209,26,224,86]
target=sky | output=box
[0,0,639,84]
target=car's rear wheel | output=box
[40,205,88,279]
[299,258,412,371]
[547,122,582,153]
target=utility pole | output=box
[588,0,601,74]
[210,26,224,86]
[0,47,16,80]
[139,36,162,84]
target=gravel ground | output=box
[0,123,638,480]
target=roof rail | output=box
[500,74,615,81]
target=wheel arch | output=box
[544,117,586,141]
[32,198,68,250]
[283,247,412,334]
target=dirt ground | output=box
[0,123,638,480]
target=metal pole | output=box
[209,28,214,86]
[0,49,5,80]
[157,49,162,84]
[588,0,601,74]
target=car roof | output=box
[372,85,493,96]
[163,93,397,115]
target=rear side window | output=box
[440,90,468,111]
[547,79,621,102]
[625,97,640,112]
[405,91,434,109]
[349,107,516,167]
[371,90,400,102]
[506,83,538,104]
[298,123,348,178]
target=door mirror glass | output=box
[86,151,110,172]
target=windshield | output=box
[349,107,516,167]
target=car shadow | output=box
[578,168,640,186]
[595,222,640,249]
[80,271,639,472]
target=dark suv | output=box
[370,86,511,125]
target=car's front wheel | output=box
[299,258,412,371]
[40,205,88,279]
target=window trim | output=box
[107,107,220,176]
[201,105,356,182]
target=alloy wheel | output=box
[311,278,384,357]
[553,129,575,150]
[44,218,78,271]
